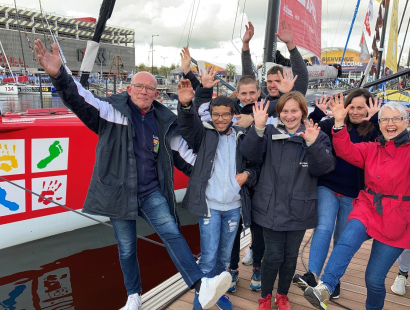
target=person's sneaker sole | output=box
[201,273,231,309]
[292,275,310,292]
[304,287,327,310]
[250,280,261,291]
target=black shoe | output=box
[293,272,318,292]
[330,282,340,299]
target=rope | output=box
[187,0,201,47]
[231,0,242,54]
[0,175,194,252]
[239,0,247,42]
[172,2,195,64]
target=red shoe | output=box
[258,294,272,310]
[275,294,292,310]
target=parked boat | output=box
[0,107,190,250]
[0,84,18,95]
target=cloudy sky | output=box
[5,0,410,68]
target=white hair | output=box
[378,101,409,119]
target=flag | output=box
[368,0,374,21]
[372,37,379,59]
[376,5,383,29]
[360,32,371,62]
[364,12,371,36]
[375,27,380,42]
[149,42,153,50]
[385,0,399,72]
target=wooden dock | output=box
[165,229,410,310]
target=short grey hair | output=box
[378,101,409,120]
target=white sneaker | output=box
[391,275,410,295]
[120,293,141,310]
[241,247,253,265]
[198,271,231,309]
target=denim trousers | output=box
[261,228,306,297]
[397,249,410,272]
[110,190,204,295]
[193,207,241,309]
[321,219,404,310]
[308,186,354,277]
[230,220,265,270]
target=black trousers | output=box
[230,219,265,270]
[261,228,306,297]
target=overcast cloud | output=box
[4,0,410,67]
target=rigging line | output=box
[231,0,242,54]
[0,175,182,251]
[186,0,196,47]
[239,0,247,42]
[336,9,357,48]
[332,0,348,48]
[172,1,195,64]
[187,0,201,47]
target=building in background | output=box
[0,5,135,77]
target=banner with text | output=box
[279,0,322,58]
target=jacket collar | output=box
[109,92,177,129]
[378,129,410,148]
[275,119,306,137]
[203,121,245,136]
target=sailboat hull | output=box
[0,85,18,95]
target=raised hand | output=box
[34,40,61,78]
[315,94,332,116]
[180,47,192,75]
[327,93,349,127]
[243,21,254,44]
[361,97,381,121]
[300,119,320,143]
[233,114,254,129]
[200,66,219,89]
[178,80,194,105]
[252,99,270,129]
[274,69,298,94]
[276,20,295,50]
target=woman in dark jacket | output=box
[293,89,381,298]
[240,91,336,310]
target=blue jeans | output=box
[321,219,404,310]
[110,190,203,295]
[193,208,241,310]
[309,186,354,277]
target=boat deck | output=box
[165,230,410,310]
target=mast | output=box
[261,0,280,92]
[397,0,409,68]
[337,0,361,84]
[13,0,27,73]
[376,1,390,79]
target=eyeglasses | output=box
[131,83,156,94]
[211,112,232,120]
[378,116,407,124]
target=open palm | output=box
[300,119,320,143]
[34,40,61,78]
[253,99,270,129]
[178,80,194,105]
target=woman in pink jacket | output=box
[303,98,410,310]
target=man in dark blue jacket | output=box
[34,39,231,310]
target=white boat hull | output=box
[18,85,53,95]
[0,84,18,95]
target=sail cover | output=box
[279,0,322,59]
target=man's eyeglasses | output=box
[378,116,407,124]
[131,83,156,94]
[211,112,232,120]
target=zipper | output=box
[223,135,229,210]
[164,122,178,224]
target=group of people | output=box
[33,18,410,310]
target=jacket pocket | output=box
[252,183,273,215]
[380,200,408,240]
[92,180,125,217]
[290,190,317,222]
[188,176,204,204]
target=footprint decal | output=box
[0,284,26,310]
[0,186,19,211]
[0,144,18,172]
[37,141,63,169]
